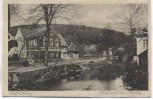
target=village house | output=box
[64,42,79,60]
[8,28,25,58]
[134,26,148,68]
[9,25,70,62]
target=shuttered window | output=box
[50,38,53,46]
[143,39,148,49]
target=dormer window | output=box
[55,39,59,47]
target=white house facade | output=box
[9,28,27,58]
[135,27,148,65]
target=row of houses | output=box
[8,25,79,62]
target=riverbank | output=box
[122,64,148,90]
[28,59,128,91]
[79,58,126,80]
[9,57,106,70]
[8,57,106,90]
[9,56,146,91]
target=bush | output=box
[8,54,19,61]
[22,60,30,67]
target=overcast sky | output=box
[11,4,148,32]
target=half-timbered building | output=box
[9,25,69,62]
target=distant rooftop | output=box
[136,26,148,37]
[67,42,79,52]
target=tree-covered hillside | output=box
[10,24,132,55]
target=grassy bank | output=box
[79,59,126,80]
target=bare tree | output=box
[103,23,111,50]
[115,4,148,56]
[22,4,80,66]
[115,4,147,42]
[8,4,20,30]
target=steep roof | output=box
[9,25,68,47]
[20,28,46,39]
[67,42,79,52]
[56,33,68,47]
[138,49,148,56]
[136,26,148,38]
[9,28,18,37]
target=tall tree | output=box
[8,4,19,31]
[102,23,111,50]
[116,4,147,41]
[115,4,147,55]
[24,4,79,66]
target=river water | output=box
[31,77,128,91]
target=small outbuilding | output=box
[64,42,79,60]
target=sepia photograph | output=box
[3,0,151,97]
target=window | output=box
[143,39,148,49]
[33,39,35,46]
[56,52,58,58]
[33,39,37,46]
[29,40,32,46]
[70,53,73,58]
[63,53,66,57]
[50,38,53,46]
[30,40,32,46]
[29,40,31,46]
[43,37,46,46]
[32,39,35,46]
[49,52,53,59]
[35,39,37,46]
[55,39,59,47]
[31,40,34,46]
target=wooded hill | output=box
[11,24,131,44]
[10,24,131,54]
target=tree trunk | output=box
[44,23,50,66]
[130,25,133,44]
[130,25,136,56]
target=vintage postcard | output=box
[3,0,151,97]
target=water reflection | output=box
[46,77,127,91]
